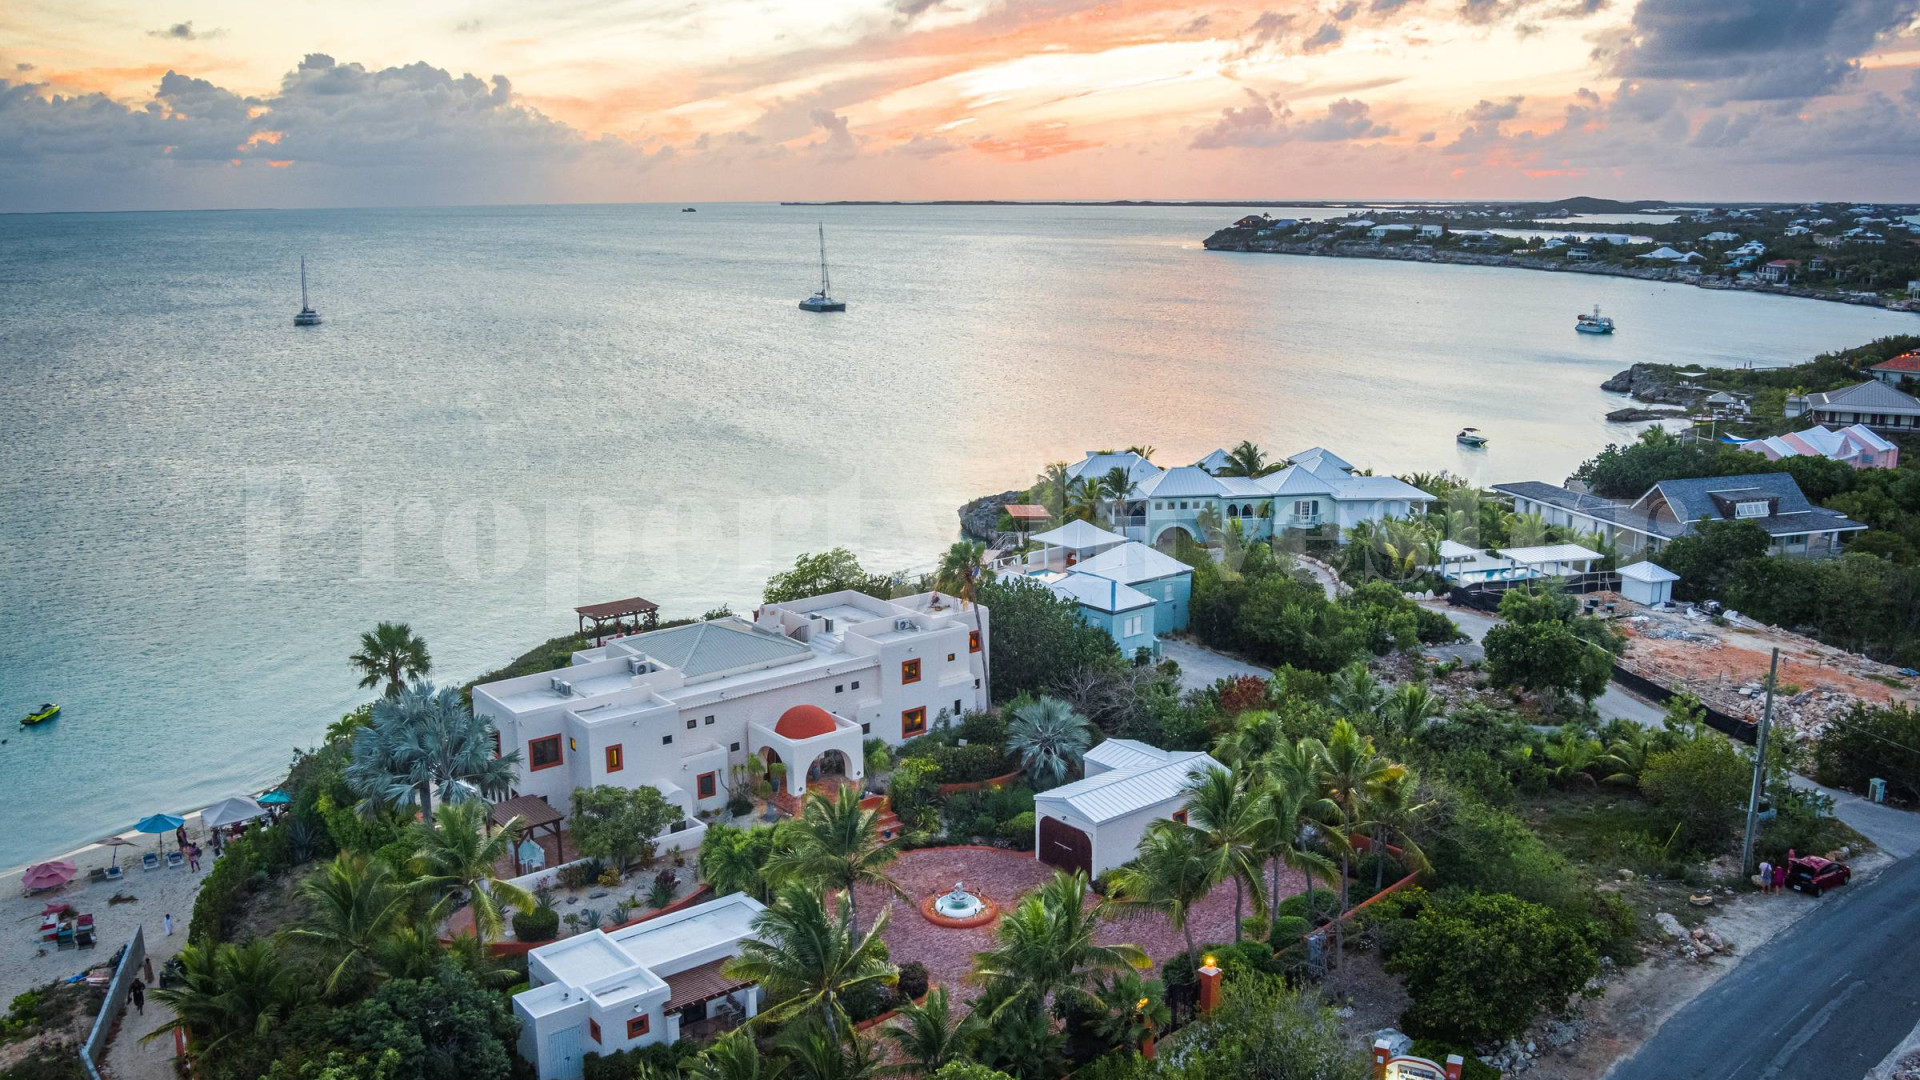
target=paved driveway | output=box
[1160,639,1272,692]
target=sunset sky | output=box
[3,0,1918,210]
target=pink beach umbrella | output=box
[97,836,134,868]
[22,860,77,892]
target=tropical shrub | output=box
[897,960,930,1001]
[512,903,559,943]
[1386,892,1599,1045]
[569,786,680,872]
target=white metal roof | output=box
[1046,572,1156,613]
[1437,539,1478,559]
[1496,543,1602,565]
[1143,466,1228,499]
[1617,561,1681,583]
[1029,519,1130,551]
[1071,542,1192,585]
[1085,738,1178,772]
[1035,749,1223,824]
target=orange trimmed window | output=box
[969,630,982,653]
[697,772,717,799]
[489,730,502,758]
[606,744,624,772]
[589,1019,601,1044]
[901,658,921,684]
[628,1015,649,1039]
[902,707,927,738]
[1171,810,1188,825]
[529,735,563,771]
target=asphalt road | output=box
[1608,851,1920,1080]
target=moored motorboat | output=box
[1456,427,1488,448]
[21,703,59,726]
[1575,305,1614,334]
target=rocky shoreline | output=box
[1600,364,1709,407]
[958,490,1022,542]
[1201,235,1920,314]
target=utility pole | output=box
[1741,648,1779,876]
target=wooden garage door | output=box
[1038,816,1092,877]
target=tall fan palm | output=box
[1179,765,1273,941]
[935,539,991,702]
[144,940,303,1055]
[287,852,414,996]
[765,786,905,930]
[1006,697,1093,788]
[1108,823,1218,973]
[724,884,895,1040]
[412,800,535,942]
[972,871,1149,1015]
[349,621,432,699]
[884,987,971,1076]
[345,681,520,822]
[1219,440,1270,478]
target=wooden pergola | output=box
[491,795,564,877]
[575,595,659,642]
[1003,503,1051,545]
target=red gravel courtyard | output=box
[853,846,1308,1001]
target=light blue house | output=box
[1044,571,1160,660]
[1071,541,1192,635]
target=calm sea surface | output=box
[1,203,1914,867]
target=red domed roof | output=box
[775,704,838,740]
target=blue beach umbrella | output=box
[257,790,290,805]
[135,813,186,849]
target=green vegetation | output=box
[569,784,680,873]
[763,547,900,603]
[1387,891,1599,1045]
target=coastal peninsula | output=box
[1203,201,1920,314]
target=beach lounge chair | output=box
[141,853,160,872]
[104,865,123,881]
[87,868,108,884]
[75,926,94,948]
[165,851,183,869]
[55,925,74,948]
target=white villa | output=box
[1060,446,1434,550]
[472,590,990,824]
[1033,739,1223,877]
[515,893,766,1080]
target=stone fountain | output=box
[921,880,997,927]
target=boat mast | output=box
[818,223,830,298]
[300,256,309,310]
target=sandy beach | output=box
[0,811,217,1007]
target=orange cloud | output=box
[267,160,293,168]
[969,128,1101,160]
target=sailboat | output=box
[294,256,321,326]
[799,224,846,312]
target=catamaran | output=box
[799,224,846,312]
[294,256,321,326]
[1575,305,1614,334]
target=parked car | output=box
[1786,856,1851,896]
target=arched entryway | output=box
[1153,524,1198,553]
[808,748,852,784]
[1037,816,1092,876]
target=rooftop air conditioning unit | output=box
[627,658,652,675]
[821,618,835,633]
[550,677,574,696]
[895,618,915,632]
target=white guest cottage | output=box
[515,893,767,1080]
[1033,740,1222,877]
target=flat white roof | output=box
[609,893,765,974]
[1496,543,1603,565]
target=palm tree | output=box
[724,884,895,1040]
[935,539,991,702]
[972,871,1149,1014]
[1088,972,1168,1056]
[1544,726,1605,787]
[412,800,535,942]
[1100,465,1136,526]
[1124,445,1156,461]
[686,1028,784,1080]
[1108,823,1218,973]
[345,681,519,822]
[286,852,413,996]
[1257,773,1339,927]
[349,621,432,699]
[144,940,302,1055]
[1213,710,1285,772]
[702,824,781,902]
[1328,663,1388,723]
[884,986,971,1076]
[1362,770,1431,892]
[1380,684,1444,743]
[1033,462,1075,520]
[1219,440,1270,478]
[1006,697,1093,788]
[780,1019,883,1080]
[1065,476,1110,524]
[1316,720,1402,921]
[1598,727,1657,787]
[1179,766,1272,941]
[765,786,905,930]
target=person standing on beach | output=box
[143,956,153,983]
[162,913,172,936]
[129,978,144,1014]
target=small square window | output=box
[628,1015,649,1039]
[1172,810,1188,825]
[606,744,624,772]
[901,707,927,738]
[730,742,741,753]
[852,680,861,690]
[529,735,562,771]
[947,652,956,662]
[901,658,921,684]
[704,715,715,725]
[861,723,871,734]
[697,772,717,799]
[704,714,715,725]
[661,734,673,745]
[835,684,844,693]
[954,699,963,715]
[686,718,697,730]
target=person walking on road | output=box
[129,978,145,1015]
[1759,859,1773,894]
[1773,863,1787,892]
